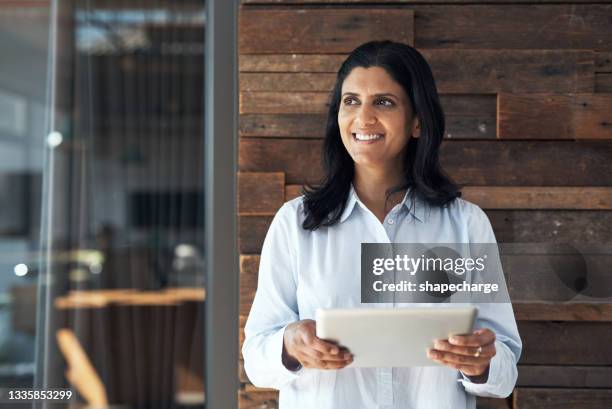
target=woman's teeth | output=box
[354,133,383,141]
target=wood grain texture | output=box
[518,365,612,388]
[240,91,329,114]
[487,210,612,244]
[238,216,273,254]
[595,73,612,93]
[241,139,612,185]
[596,52,612,72]
[240,54,345,73]
[513,388,612,409]
[239,389,278,409]
[238,172,285,215]
[413,5,612,50]
[240,50,594,93]
[239,8,414,53]
[514,303,612,322]
[518,321,612,365]
[240,114,326,138]
[423,49,594,94]
[461,187,612,210]
[498,93,612,139]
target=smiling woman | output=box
[242,41,521,409]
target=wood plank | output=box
[239,54,345,73]
[518,321,612,365]
[285,185,302,201]
[239,9,414,54]
[239,358,249,384]
[518,365,612,388]
[238,172,285,215]
[514,303,612,322]
[476,397,511,409]
[240,72,335,92]
[596,52,612,72]
[498,94,612,139]
[462,187,612,210]
[424,49,594,94]
[513,388,612,409]
[414,5,612,50]
[239,389,278,409]
[240,272,259,317]
[240,91,328,114]
[241,139,612,185]
[238,216,273,254]
[240,114,326,138]
[240,50,594,94]
[240,255,260,275]
[488,210,612,245]
[595,73,612,93]
[240,95,496,139]
[239,139,322,184]
[441,141,612,186]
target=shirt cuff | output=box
[459,340,512,398]
[273,324,304,379]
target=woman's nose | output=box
[355,105,377,126]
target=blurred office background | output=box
[0,1,229,408]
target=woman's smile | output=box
[352,132,385,143]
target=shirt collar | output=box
[339,184,425,223]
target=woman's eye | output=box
[343,97,358,105]
[377,99,394,107]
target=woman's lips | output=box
[352,132,384,144]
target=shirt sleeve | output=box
[459,203,522,398]
[241,202,304,390]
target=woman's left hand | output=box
[427,328,496,382]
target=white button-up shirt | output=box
[242,186,522,409]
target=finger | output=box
[303,356,353,370]
[433,339,496,358]
[427,349,490,366]
[301,347,350,363]
[439,360,488,377]
[307,336,344,356]
[448,329,496,347]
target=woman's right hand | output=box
[283,319,353,370]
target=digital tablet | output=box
[315,306,477,367]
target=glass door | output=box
[0,0,237,408]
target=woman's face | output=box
[338,66,418,171]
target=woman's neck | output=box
[353,165,406,223]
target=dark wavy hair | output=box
[302,40,460,231]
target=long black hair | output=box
[302,40,460,231]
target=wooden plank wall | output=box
[237,1,612,408]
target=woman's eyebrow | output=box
[341,92,399,99]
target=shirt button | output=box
[387,219,394,225]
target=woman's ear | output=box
[411,117,421,138]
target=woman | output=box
[242,41,521,409]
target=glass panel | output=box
[0,0,50,392]
[0,1,208,408]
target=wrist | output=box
[282,328,301,371]
[466,365,490,384]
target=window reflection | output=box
[1,1,207,408]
